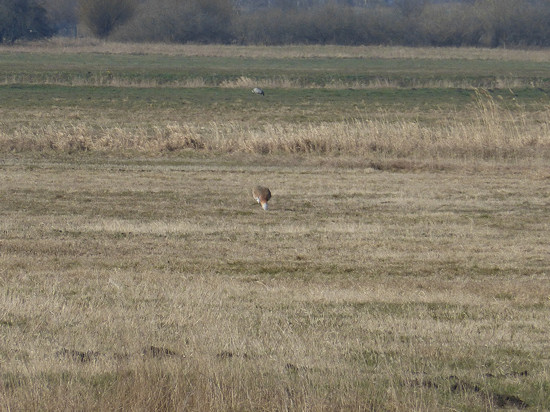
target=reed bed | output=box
[2,93,549,161]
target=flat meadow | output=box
[1,40,550,411]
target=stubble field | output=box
[1,40,550,411]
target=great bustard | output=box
[252,87,265,96]
[252,186,271,210]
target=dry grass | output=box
[4,74,540,90]
[6,38,550,61]
[0,156,549,410]
[1,42,549,410]
[2,91,550,160]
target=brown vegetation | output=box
[7,39,550,61]
[6,0,549,47]
[0,155,548,410]
[2,91,549,161]
[110,0,550,47]
[79,0,137,38]
[0,43,549,410]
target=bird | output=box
[252,87,265,96]
[252,186,271,210]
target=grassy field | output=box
[1,40,550,410]
[3,40,550,89]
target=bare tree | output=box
[79,0,136,38]
[113,0,234,43]
[43,0,79,36]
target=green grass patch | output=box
[3,51,550,89]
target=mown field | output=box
[1,40,550,411]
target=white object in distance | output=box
[252,87,265,96]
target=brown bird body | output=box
[253,186,271,210]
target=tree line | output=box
[2,0,550,47]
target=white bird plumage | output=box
[252,87,265,96]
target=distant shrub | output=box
[85,0,550,47]
[234,5,371,46]
[0,0,55,43]
[43,0,79,37]
[417,3,484,46]
[80,0,136,38]
[112,0,234,43]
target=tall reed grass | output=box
[2,91,549,160]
